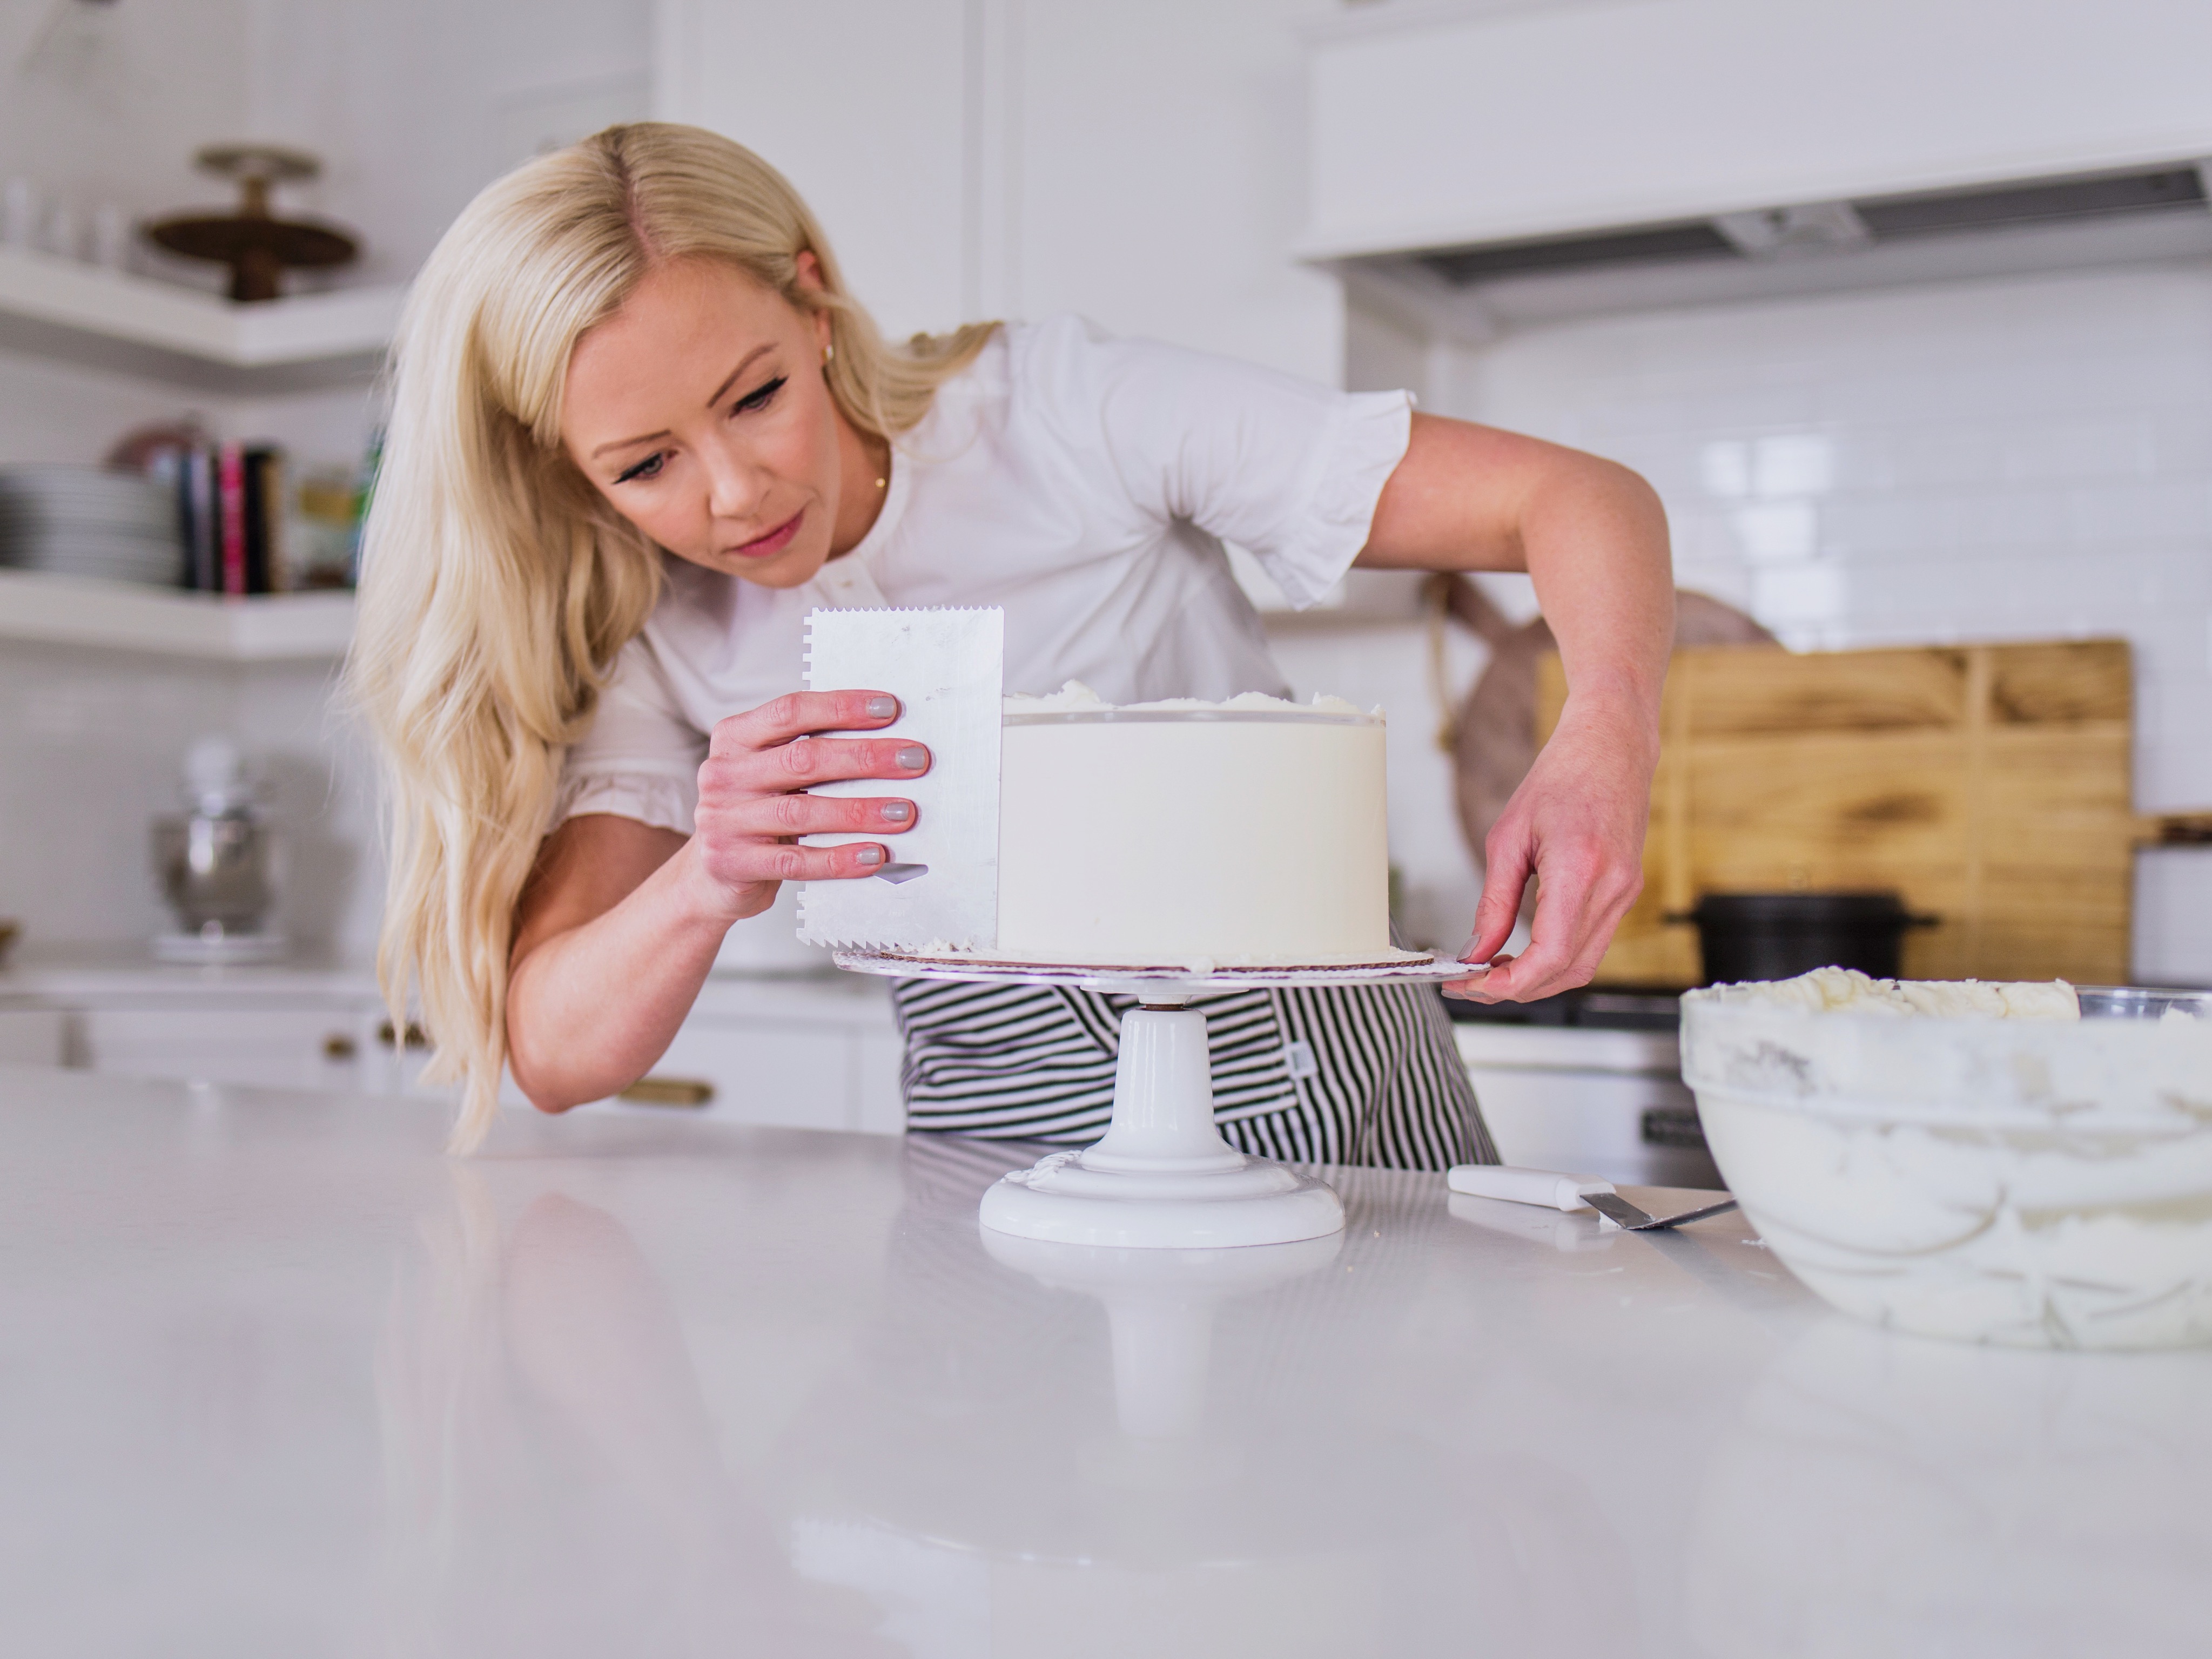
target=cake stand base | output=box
[835,949,1473,1250]
[978,1004,1343,1248]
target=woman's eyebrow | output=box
[705,343,776,409]
[588,344,779,460]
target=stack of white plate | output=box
[0,464,184,586]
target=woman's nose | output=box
[700,442,766,522]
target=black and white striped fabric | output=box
[892,977,1498,1173]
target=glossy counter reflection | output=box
[1,1065,2207,1657]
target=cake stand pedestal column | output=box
[978,993,1347,1250]
[832,952,1469,1250]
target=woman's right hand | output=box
[687,689,929,922]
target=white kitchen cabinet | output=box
[65,1005,385,1095]
[604,974,906,1135]
[0,956,907,1133]
[0,1009,64,1067]
[1303,0,2212,262]
[653,0,1343,385]
[1456,1024,1719,1190]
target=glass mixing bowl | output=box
[1679,985,2212,1349]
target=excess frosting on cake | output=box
[993,681,1397,966]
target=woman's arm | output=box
[1357,413,1674,1002]
[506,690,929,1110]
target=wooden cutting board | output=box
[1535,638,2135,987]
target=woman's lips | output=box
[727,510,803,560]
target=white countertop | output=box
[1,1063,2203,1657]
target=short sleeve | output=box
[1017,316,1414,610]
[553,636,707,836]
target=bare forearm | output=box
[1521,458,1672,759]
[506,838,732,1110]
[1360,414,1674,997]
[1363,417,1671,744]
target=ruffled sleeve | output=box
[1016,315,1416,611]
[552,635,707,836]
[1261,388,1415,609]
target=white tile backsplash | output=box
[1435,262,2212,818]
[1326,259,2212,974]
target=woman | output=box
[350,124,1670,1158]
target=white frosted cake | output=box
[991,683,1403,967]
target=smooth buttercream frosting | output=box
[992,683,1393,966]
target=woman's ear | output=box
[793,251,832,355]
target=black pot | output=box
[1672,892,1938,986]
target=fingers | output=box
[716,792,919,839]
[708,690,902,756]
[699,734,930,807]
[693,836,892,891]
[772,735,932,787]
[1468,848,1642,1003]
[1467,820,1535,965]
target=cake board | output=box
[835,950,1478,1249]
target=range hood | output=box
[1303,0,2212,334]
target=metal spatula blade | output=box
[1584,1190,1740,1232]
[796,607,1003,950]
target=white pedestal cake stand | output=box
[833,949,1471,1249]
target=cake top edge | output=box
[1003,679,1378,720]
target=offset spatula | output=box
[1582,1189,1740,1232]
[1447,1165,1738,1231]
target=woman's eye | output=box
[615,453,665,484]
[732,375,786,416]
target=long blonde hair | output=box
[348,123,997,1153]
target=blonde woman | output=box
[351,124,1672,1158]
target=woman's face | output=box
[560,255,859,589]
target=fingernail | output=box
[855,845,884,866]
[879,801,913,823]
[865,696,898,720]
[896,746,928,770]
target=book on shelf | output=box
[175,442,290,595]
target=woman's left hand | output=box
[1442,698,1658,1003]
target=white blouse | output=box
[556,314,1414,835]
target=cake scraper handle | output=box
[1447,1165,1615,1211]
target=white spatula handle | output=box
[1447,1164,1615,1212]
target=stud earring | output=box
[822,341,835,366]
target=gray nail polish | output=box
[855,845,884,865]
[865,696,897,719]
[897,746,928,770]
[880,801,914,822]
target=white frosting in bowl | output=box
[1681,969,2212,1350]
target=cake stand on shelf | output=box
[834,949,1473,1249]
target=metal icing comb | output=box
[796,606,1004,950]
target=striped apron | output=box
[892,977,1498,1173]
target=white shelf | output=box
[0,246,401,390]
[0,570,353,660]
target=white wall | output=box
[1423,261,2212,983]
